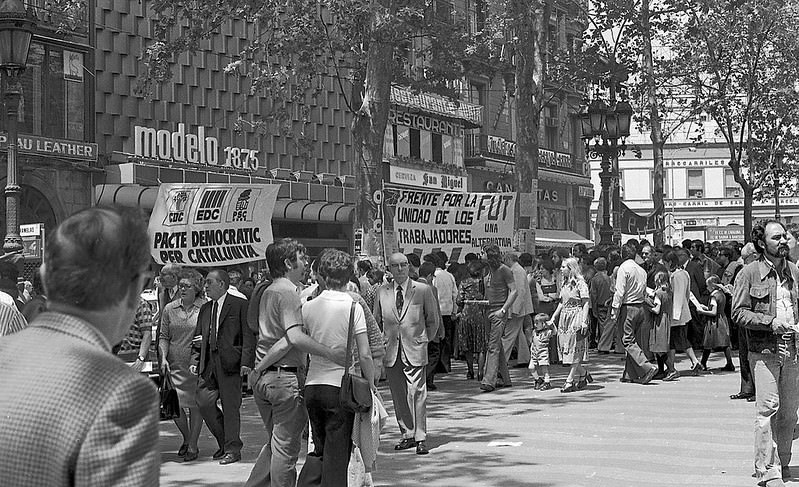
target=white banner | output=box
[148,183,280,266]
[385,189,516,260]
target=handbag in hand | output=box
[159,372,181,420]
[340,301,372,413]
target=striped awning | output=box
[95,184,354,223]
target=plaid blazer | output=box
[0,312,160,486]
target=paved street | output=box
[160,352,784,487]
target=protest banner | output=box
[148,183,280,266]
[383,188,516,260]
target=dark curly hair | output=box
[318,249,353,289]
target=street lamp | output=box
[579,88,633,246]
[0,0,35,254]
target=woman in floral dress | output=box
[455,260,488,380]
[548,258,591,393]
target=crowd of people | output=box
[0,205,795,487]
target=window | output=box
[409,129,420,159]
[687,169,704,199]
[431,133,443,163]
[725,168,740,198]
[469,0,485,34]
[1,42,86,141]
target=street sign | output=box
[706,225,745,242]
[20,223,45,260]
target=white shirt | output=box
[212,293,227,337]
[612,259,648,309]
[302,290,367,386]
[0,291,16,308]
[432,268,457,315]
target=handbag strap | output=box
[344,301,356,372]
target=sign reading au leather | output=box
[0,132,98,162]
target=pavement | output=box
[159,352,791,487]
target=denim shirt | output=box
[732,258,799,354]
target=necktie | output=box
[209,301,219,351]
[396,285,404,314]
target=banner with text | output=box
[148,183,280,266]
[384,189,516,258]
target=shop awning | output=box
[536,229,594,247]
[95,184,354,223]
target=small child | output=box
[529,312,553,390]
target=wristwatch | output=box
[136,355,146,362]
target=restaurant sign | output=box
[0,132,98,162]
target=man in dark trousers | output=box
[191,269,254,465]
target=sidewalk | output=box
[159,352,785,487]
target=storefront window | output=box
[539,207,567,230]
[1,42,85,141]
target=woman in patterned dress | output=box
[548,258,591,393]
[159,269,208,461]
[455,260,488,380]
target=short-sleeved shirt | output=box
[119,298,153,353]
[257,277,305,368]
[302,290,367,387]
[484,264,514,308]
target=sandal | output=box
[561,382,577,393]
[177,443,189,457]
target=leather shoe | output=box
[394,438,417,451]
[177,443,188,457]
[479,384,495,393]
[783,465,792,479]
[183,450,199,462]
[212,448,226,460]
[730,392,754,400]
[427,383,438,391]
[415,440,429,455]
[747,395,756,402]
[219,452,241,465]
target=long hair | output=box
[561,257,583,288]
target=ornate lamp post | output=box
[0,0,35,254]
[579,87,633,246]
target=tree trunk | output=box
[509,0,546,249]
[641,0,665,246]
[351,1,395,260]
[743,183,754,242]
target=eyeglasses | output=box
[177,283,193,289]
[389,262,409,269]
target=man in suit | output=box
[0,206,159,486]
[374,252,440,455]
[191,269,255,465]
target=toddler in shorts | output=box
[529,313,553,390]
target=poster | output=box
[148,183,280,266]
[384,188,516,259]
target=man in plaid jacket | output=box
[0,206,159,486]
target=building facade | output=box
[589,121,787,244]
[93,0,358,257]
[0,0,96,272]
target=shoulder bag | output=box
[340,301,372,413]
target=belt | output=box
[266,365,298,372]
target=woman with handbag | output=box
[158,269,208,461]
[548,257,592,393]
[301,249,377,486]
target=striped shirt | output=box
[0,302,27,337]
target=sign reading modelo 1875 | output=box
[134,124,260,171]
[148,183,280,266]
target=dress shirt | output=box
[433,268,457,315]
[212,292,227,338]
[612,259,648,309]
